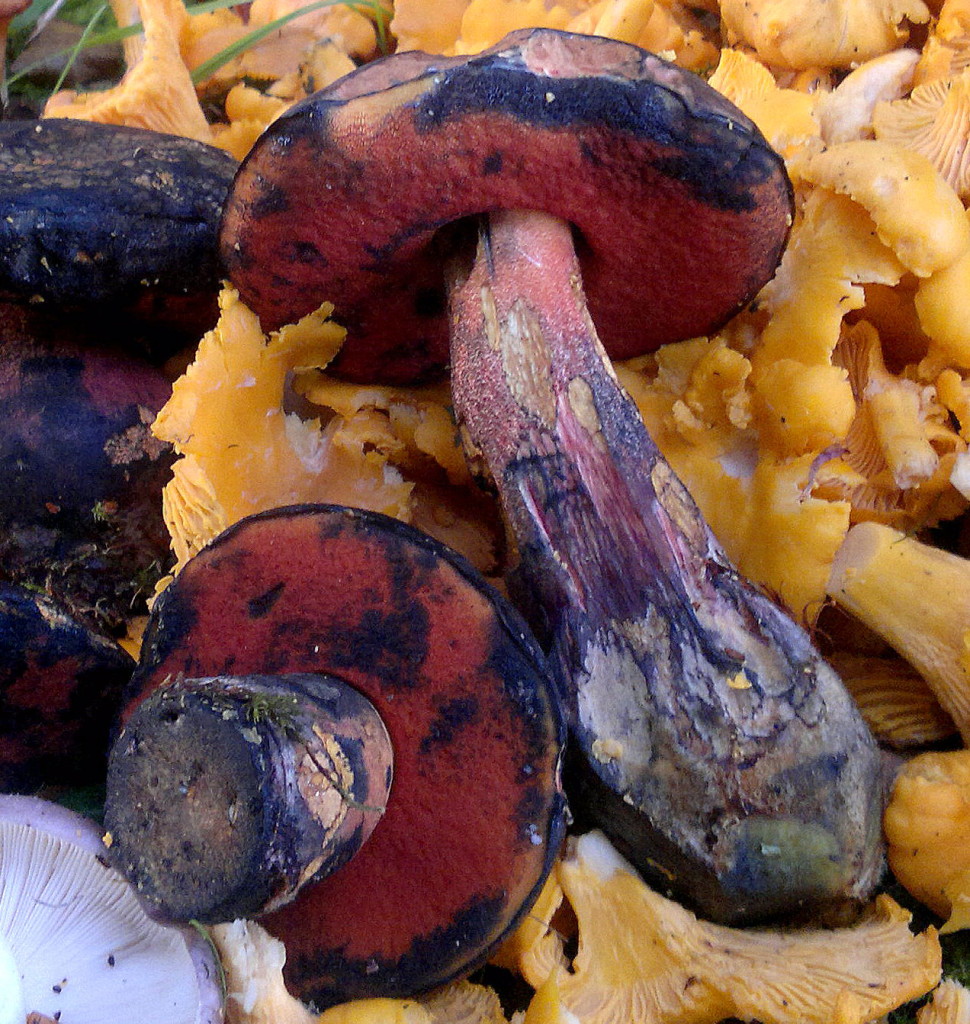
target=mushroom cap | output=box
[122,503,567,1008]
[0,929,26,1024]
[0,583,134,793]
[220,27,794,385]
[0,119,237,340]
[0,795,223,1023]
[0,303,175,634]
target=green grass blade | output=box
[188,0,389,84]
[47,0,109,95]
[5,20,140,88]
[5,0,391,93]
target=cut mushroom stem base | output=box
[105,672,393,923]
[449,209,886,923]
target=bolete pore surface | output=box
[221,28,792,384]
[106,504,566,1008]
[220,29,886,924]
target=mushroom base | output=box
[105,672,393,924]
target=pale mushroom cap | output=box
[0,929,26,1024]
[0,795,223,1023]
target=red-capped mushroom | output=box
[221,30,792,385]
[0,582,134,793]
[220,28,886,925]
[0,301,174,638]
[105,503,566,1008]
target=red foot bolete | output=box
[0,303,174,638]
[0,119,237,347]
[219,28,886,924]
[220,28,792,384]
[0,583,134,793]
[105,503,566,1008]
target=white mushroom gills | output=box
[0,795,223,1022]
[0,928,25,1024]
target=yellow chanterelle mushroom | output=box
[510,831,940,1024]
[827,521,970,743]
[885,750,970,934]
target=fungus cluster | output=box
[7,0,970,1018]
[217,26,883,925]
[0,118,239,792]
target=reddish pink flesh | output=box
[130,506,564,1004]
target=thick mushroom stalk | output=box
[448,209,886,922]
[106,671,393,923]
[219,27,886,922]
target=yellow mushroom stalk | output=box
[827,521,970,741]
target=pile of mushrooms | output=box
[91,23,897,1017]
[218,27,885,923]
[0,119,238,793]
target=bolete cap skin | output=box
[0,583,134,793]
[0,303,174,636]
[220,27,794,384]
[0,119,237,341]
[119,503,567,1008]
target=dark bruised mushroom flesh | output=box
[106,503,566,1008]
[220,28,886,924]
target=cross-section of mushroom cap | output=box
[0,794,224,1023]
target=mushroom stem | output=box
[449,208,886,923]
[105,671,393,923]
